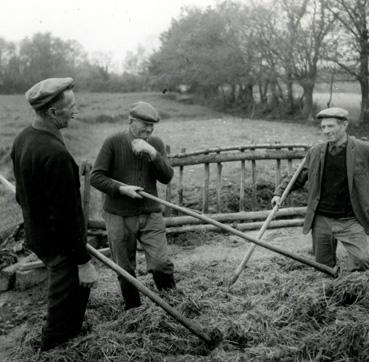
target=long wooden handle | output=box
[138,189,337,278]
[87,244,215,344]
[0,174,16,193]
[228,156,307,287]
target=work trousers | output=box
[103,212,175,309]
[312,215,369,271]
[37,254,90,350]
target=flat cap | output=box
[316,107,349,121]
[25,77,74,110]
[129,101,160,123]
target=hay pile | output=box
[5,234,369,361]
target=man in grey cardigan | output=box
[272,107,369,272]
[91,101,175,309]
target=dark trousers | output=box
[37,254,90,350]
[312,215,369,271]
[104,212,175,309]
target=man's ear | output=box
[47,107,57,118]
[343,120,349,130]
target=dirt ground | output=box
[0,226,344,361]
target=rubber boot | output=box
[152,272,176,291]
[119,275,141,310]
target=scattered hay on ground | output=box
[325,271,369,307]
[4,234,369,361]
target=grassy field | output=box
[0,88,365,166]
[313,92,362,122]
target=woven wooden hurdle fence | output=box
[163,143,310,216]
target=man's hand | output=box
[78,261,98,289]
[131,139,157,159]
[271,196,281,207]
[119,184,143,199]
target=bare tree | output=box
[277,0,335,120]
[325,0,369,123]
[247,2,286,109]
[247,0,334,119]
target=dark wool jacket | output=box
[90,130,173,216]
[274,136,369,234]
[11,126,90,264]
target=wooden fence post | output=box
[165,145,172,216]
[202,158,210,213]
[239,148,246,211]
[275,159,281,187]
[216,151,222,213]
[250,148,257,210]
[287,147,293,206]
[178,148,186,207]
[81,161,92,230]
[288,147,293,174]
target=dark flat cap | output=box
[316,107,349,120]
[25,77,74,110]
[129,101,160,123]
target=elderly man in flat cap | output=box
[11,78,98,351]
[272,107,369,273]
[91,101,175,310]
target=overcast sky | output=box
[1,0,217,69]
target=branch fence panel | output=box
[169,149,306,166]
[88,207,307,230]
[166,144,309,216]
[169,143,310,158]
[81,143,310,222]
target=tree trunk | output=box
[239,84,255,112]
[359,29,369,123]
[269,78,279,108]
[230,84,237,105]
[301,80,315,120]
[258,80,268,104]
[359,78,369,123]
[220,85,227,106]
[286,73,294,113]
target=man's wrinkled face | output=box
[320,118,348,144]
[129,118,154,139]
[49,90,77,129]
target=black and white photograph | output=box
[1,0,369,360]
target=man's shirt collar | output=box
[328,139,347,155]
[32,117,64,143]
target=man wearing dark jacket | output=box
[11,78,97,351]
[272,107,369,272]
[91,101,175,310]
